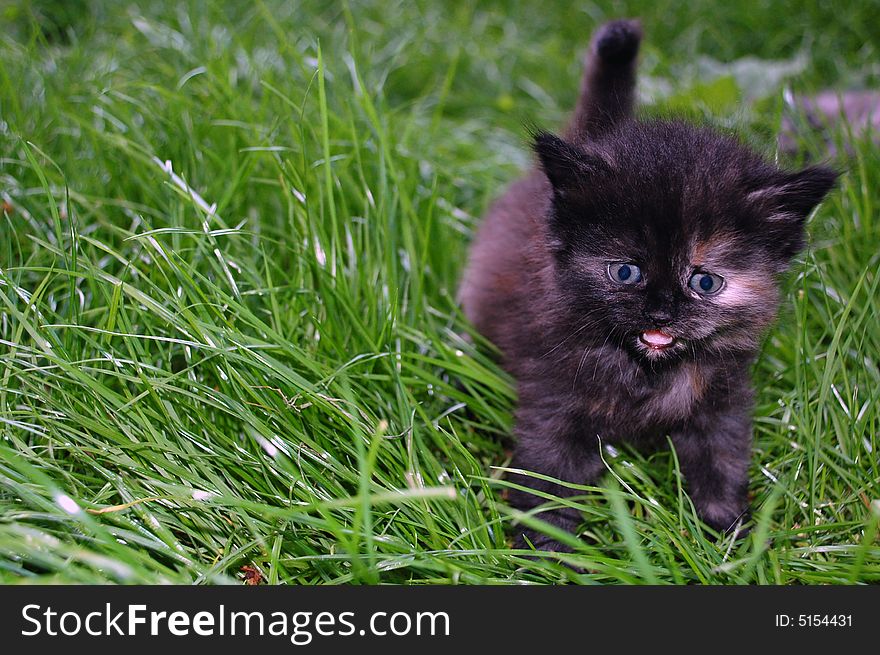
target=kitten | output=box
[459,19,837,552]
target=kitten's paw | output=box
[700,503,751,539]
[514,529,575,553]
[593,19,642,65]
[513,530,586,573]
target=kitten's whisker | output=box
[587,325,617,386]
[572,347,591,390]
[540,308,606,358]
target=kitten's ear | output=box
[533,130,608,193]
[748,165,838,224]
[748,165,838,260]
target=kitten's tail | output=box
[566,19,642,140]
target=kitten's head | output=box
[534,121,837,362]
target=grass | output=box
[0,0,877,584]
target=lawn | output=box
[0,0,878,584]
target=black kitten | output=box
[459,19,837,552]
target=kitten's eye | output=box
[608,262,642,285]
[689,271,724,295]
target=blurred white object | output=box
[779,90,879,157]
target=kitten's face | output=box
[560,221,781,362]
[535,123,837,363]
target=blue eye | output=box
[689,272,724,295]
[608,262,642,285]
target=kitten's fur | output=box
[459,19,837,551]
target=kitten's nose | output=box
[644,307,674,327]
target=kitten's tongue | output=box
[641,330,675,348]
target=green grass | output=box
[0,0,878,584]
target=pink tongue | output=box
[642,330,674,346]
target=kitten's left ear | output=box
[748,165,838,223]
[748,165,838,258]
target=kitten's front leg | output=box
[507,401,606,552]
[671,405,753,535]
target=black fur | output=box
[459,19,837,551]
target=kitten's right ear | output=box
[533,131,607,193]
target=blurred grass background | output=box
[0,0,878,583]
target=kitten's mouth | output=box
[639,330,677,351]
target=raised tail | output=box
[566,19,642,140]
